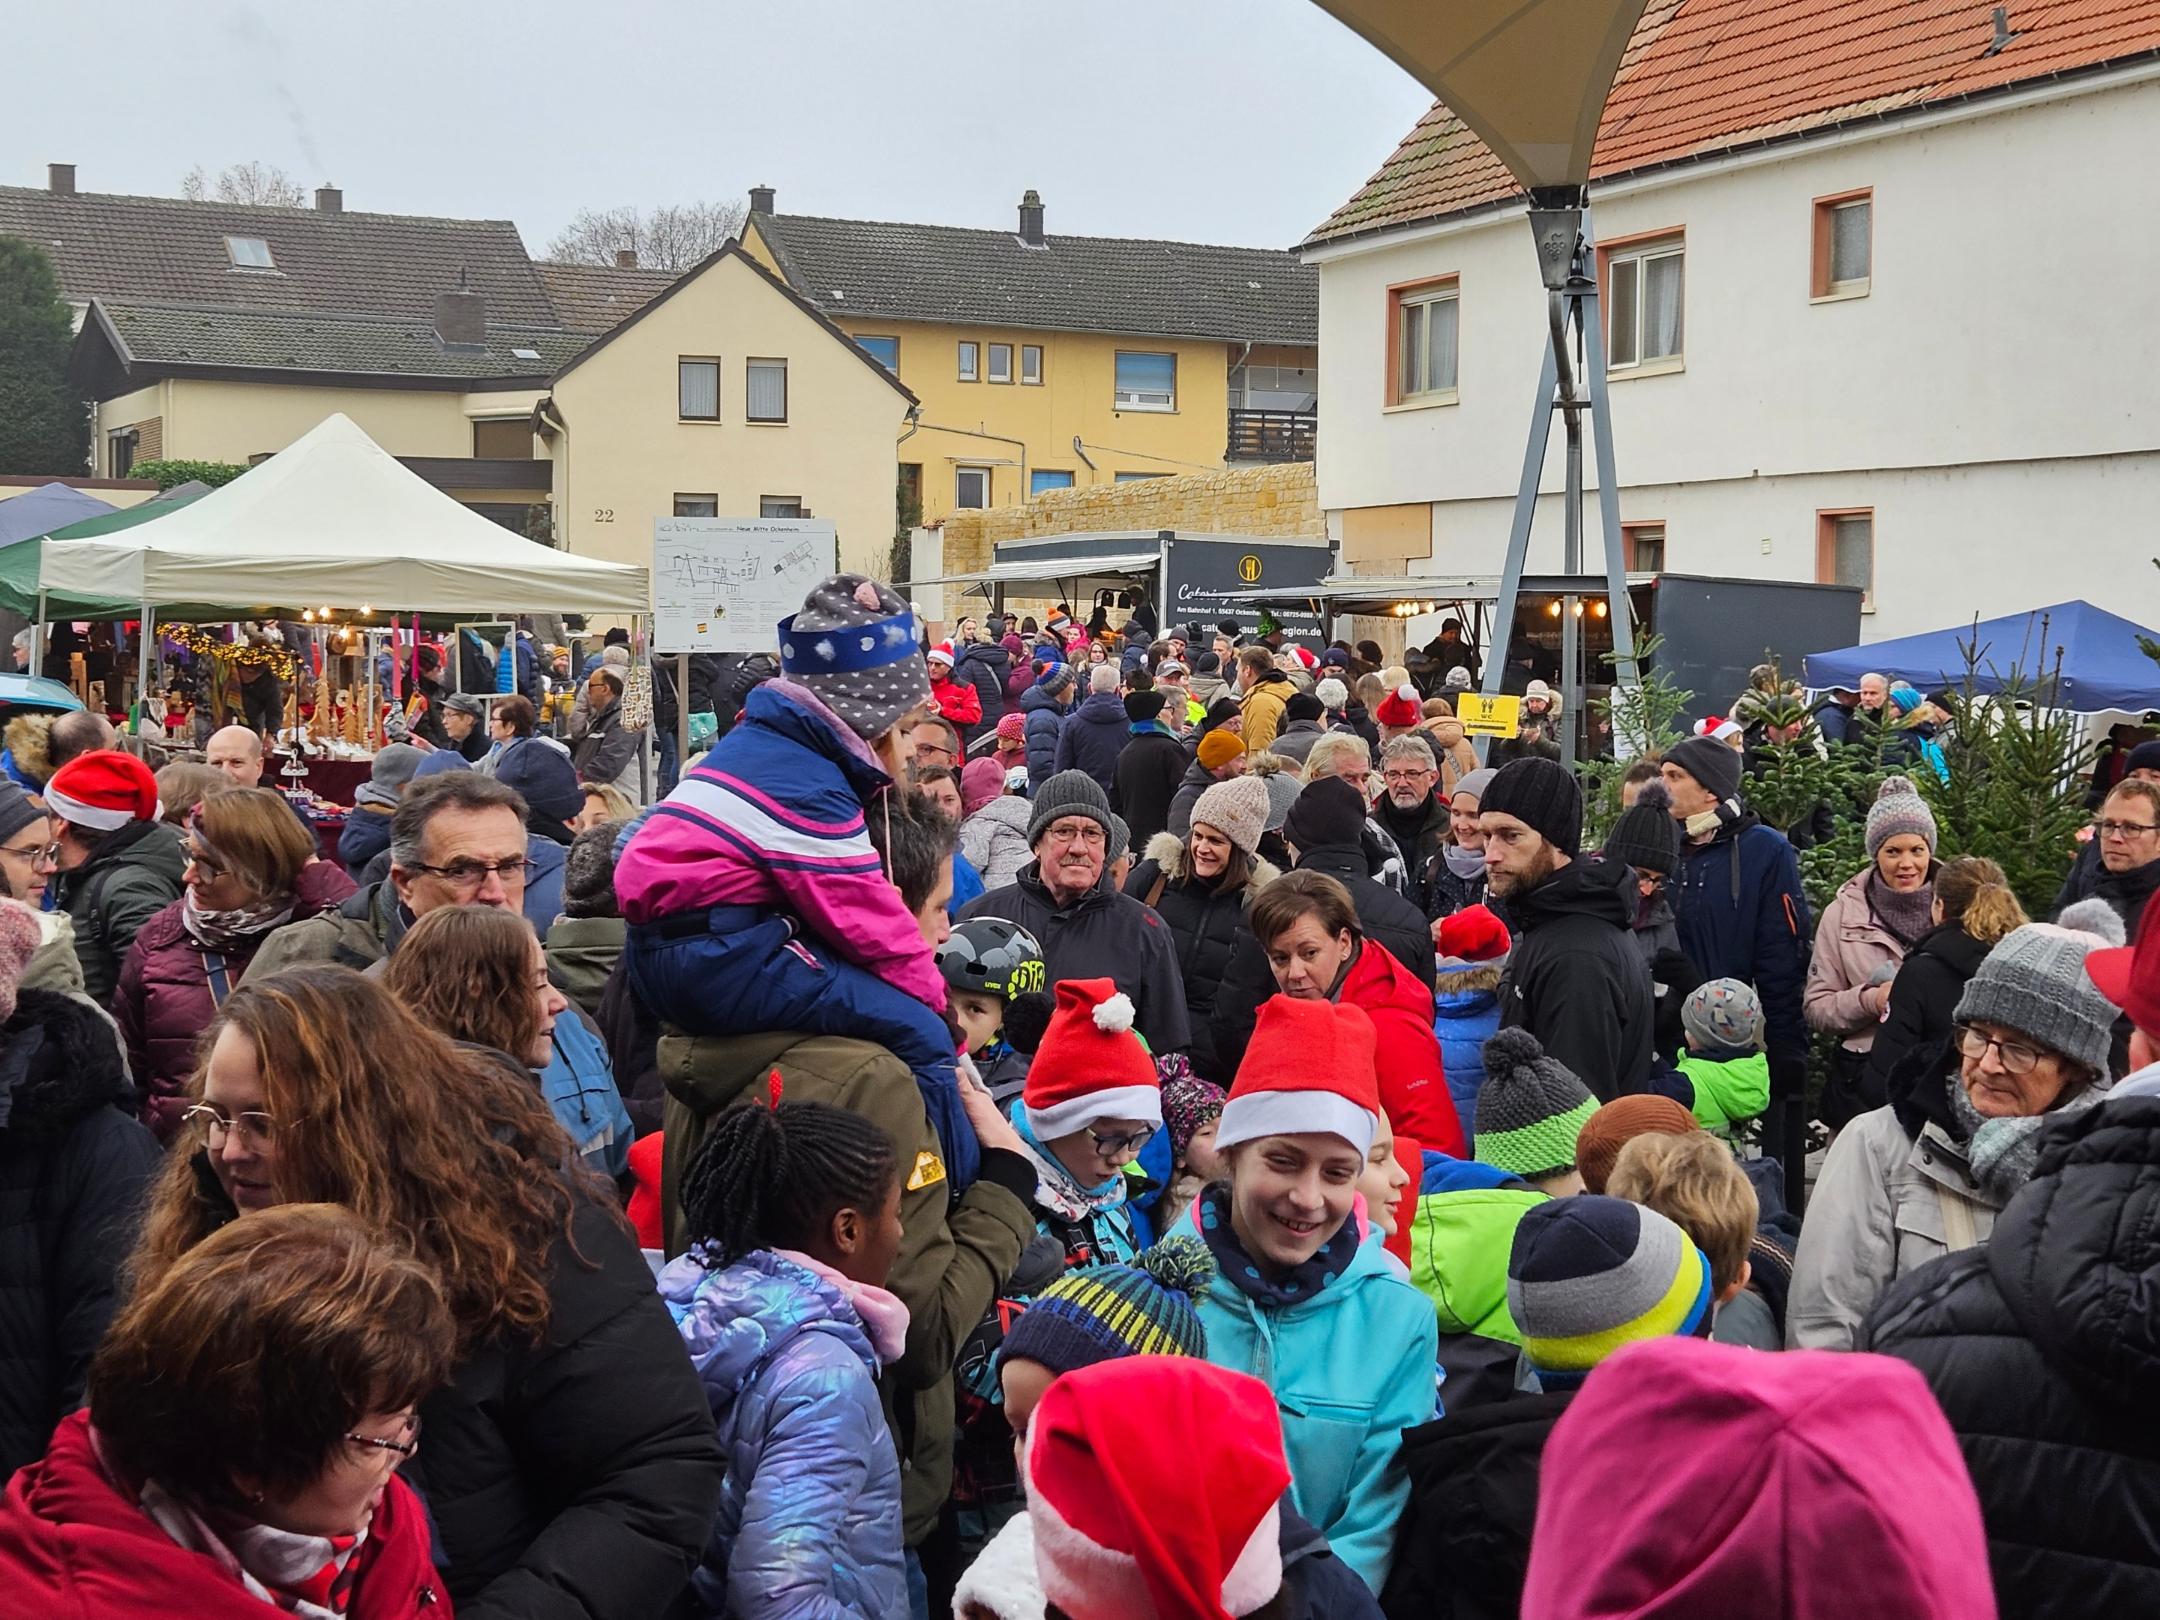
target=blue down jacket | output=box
[659,1248,906,1620]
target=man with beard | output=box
[1478,757,1653,1097]
[960,769,1189,1053]
[1374,736,1452,917]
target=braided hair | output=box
[679,1098,900,1267]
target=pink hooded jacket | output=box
[1522,1337,1995,1620]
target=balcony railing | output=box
[1227,407,1316,463]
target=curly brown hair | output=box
[383,905,546,1063]
[131,964,608,1353]
[93,1203,453,1513]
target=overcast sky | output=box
[2,0,1433,253]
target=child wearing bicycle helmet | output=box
[937,915,1047,1105]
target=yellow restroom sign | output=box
[1457,693,1522,738]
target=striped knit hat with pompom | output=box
[1475,1028,1599,1181]
[998,1236,1216,1376]
[1509,1195,1713,1389]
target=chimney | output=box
[434,269,486,348]
[47,163,75,196]
[749,184,776,214]
[314,184,343,213]
[1018,189,1045,247]
[614,247,639,269]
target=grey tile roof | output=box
[0,184,558,327]
[752,211,1316,346]
[536,261,681,333]
[94,300,583,382]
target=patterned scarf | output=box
[1947,1075,2103,1206]
[182,887,296,950]
[1013,1109,1130,1224]
[1194,1182,1356,1310]
[1866,870,1935,952]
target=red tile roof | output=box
[1308,0,2160,244]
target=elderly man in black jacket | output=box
[959,770,1190,1053]
[1479,757,1654,1098]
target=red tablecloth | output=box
[270,753,370,808]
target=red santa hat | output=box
[1027,1358,1290,1620]
[1022,978,1163,1139]
[1290,645,1318,671]
[45,750,160,831]
[1215,995,1380,1156]
[926,642,957,668]
[1374,682,1423,729]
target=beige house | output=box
[542,244,915,574]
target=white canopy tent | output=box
[31,413,645,617]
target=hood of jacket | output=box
[1510,851,1634,934]
[1987,1095,2160,1412]
[657,1247,876,1404]
[1884,1036,1964,1146]
[1018,682,1068,718]
[1905,919,1992,981]
[1247,668,1294,694]
[959,641,1010,678]
[1340,933,1434,1017]
[56,817,186,901]
[1139,830,1279,896]
[1071,690,1127,727]
[0,986,133,1139]
[967,795,1034,837]
[740,678,892,804]
[1424,715,1468,748]
[292,857,358,917]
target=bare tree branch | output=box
[180,162,307,207]
[543,199,746,272]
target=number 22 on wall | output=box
[593,509,614,523]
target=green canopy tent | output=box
[0,489,209,622]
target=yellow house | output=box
[542,244,916,575]
[741,188,1318,527]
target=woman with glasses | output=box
[128,965,723,1618]
[0,1202,455,1618]
[384,905,634,1179]
[1789,902,2125,1350]
[115,787,356,1143]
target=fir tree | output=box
[0,237,88,476]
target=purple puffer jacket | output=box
[114,861,357,1141]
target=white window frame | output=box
[1605,237,1686,374]
[1021,344,1043,385]
[1393,283,1460,406]
[225,235,275,270]
[760,496,804,518]
[673,493,718,517]
[955,465,992,509]
[957,341,979,382]
[1113,350,1177,413]
[987,343,1013,385]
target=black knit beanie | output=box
[1283,775,1369,852]
[1603,778,1681,875]
[1480,757,1583,857]
[1664,735,1743,804]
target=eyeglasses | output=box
[185,844,226,879]
[1088,1123,1157,1156]
[1043,821,1105,848]
[1382,769,1435,786]
[345,1413,422,1461]
[2092,818,2160,840]
[30,842,60,871]
[0,840,42,865]
[411,856,534,891]
[180,1103,279,1148]
[1955,1024,2046,1077]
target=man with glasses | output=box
[42,750,186,1006]
[1373,736,1452,917]
[960,770,1189,1054]
[2056,745,2160,918]
[2086,778,2160,937]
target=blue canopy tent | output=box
[1804,600,2160,714]
[0,484,115,548]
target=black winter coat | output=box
[1499,855,1655,1098]
[0,988,159,1478]
[712,653,779,738]
[1124,832,1280,1084]
[51,817,187,1008]
[1112,728,1187,850]
[1208,840,1437,1080]
[1866,922,1991,1097]
[955,641,1009,744]
[1373,792,1450,918]
[1164,755,1216,838]
[1381,1391,1574,1620]
[1053,691,1129,794]
[1863,1095,2160,1615]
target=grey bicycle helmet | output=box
[937,916,1046,998]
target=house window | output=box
[955,466,993,509]
[760,496,804,518]
[1623,521,1666,572]
[746,359,788,423]
[673,494,718,517]
[1605,236,1685,370]
[1390,279,1460,404]
[1030,469,1074,496]
[224,235,275,270]
[471,418,533,459]
[858,335,900,373]
[1818,509,1875,611]
[958,341,979,382]
[679,358,720,420]
[107,428,138,477]
[1114,471,1167,484]
[1114,351,1176,412]
[1813,191,1872,298]
[1021,345,1043,385]
[987,343,1013,384]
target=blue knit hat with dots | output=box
[998,1237,1215,1377]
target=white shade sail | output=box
[1308,0,1649,192]
[34,413,647,616]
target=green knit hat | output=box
[997,1236,1215,1377]
[1475,1028,1599,1180]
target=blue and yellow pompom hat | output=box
[776,573,929,742]
[1507,1194,1713,1391]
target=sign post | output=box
[651,517,839,654]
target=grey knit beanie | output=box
[777,573,931,742]
[1025,769,1115,847]
[1952,900,2126,1076]
[1475,1027,1600,1180]
[1451,766,1498,805]
[562,820,624,918]
[370,742,424,790]
[1865,775,1939,859]
[1189,774,1270,856]
[1107,813,1130,867]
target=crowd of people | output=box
[0,570,2154,1619]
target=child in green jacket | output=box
[1675,978,1771,1135]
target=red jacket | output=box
[114,860,357,1142]
[929,672,981,729]
[1340,939,1466,1159]
[0,1409,453,1619]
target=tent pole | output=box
[135,603,154,736]
[676,651,691,778]
[30,591,45,675]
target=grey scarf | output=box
[1948,1076,2102,1205]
